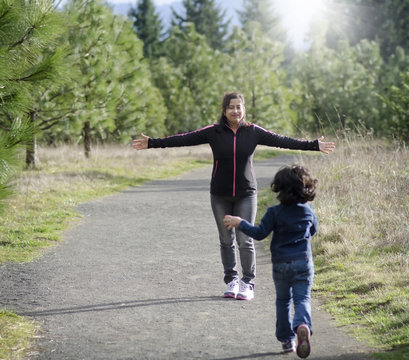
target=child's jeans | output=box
[210,194,257,285]
[272,258,314,342]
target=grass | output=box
[0,143,285,359]
[0,144,285,264]
[257,135,409,360]
[0,310,38,360]
[0,144,213,263]
[0,144,213,359]
[1,139,408,359]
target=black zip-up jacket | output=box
[148,122,319,197]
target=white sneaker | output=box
[223,279,239,298]
[236,280,254,300]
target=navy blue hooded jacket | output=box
[239,203,318,263]
[148,122,320,197]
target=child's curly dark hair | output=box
[271,165,318,205]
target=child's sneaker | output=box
[223,279,239,298]
[236,280,254,300]
[296,324,311,358]
[282,339,296,353]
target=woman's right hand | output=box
[132,133,149,150]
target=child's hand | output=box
[223,215,242,230]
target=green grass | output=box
[0,310,38,360]
[256,138,409,360]
[0,146,212,263]
[0,145,284,264]
[374,348,409,360]
[0,144,214,359]
[0,144,287,358]
[2,141,408,359]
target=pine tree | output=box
[129,0,163,58]
[152,24,225,133]
[0,117,34,213]
[42,0,167,155]
[0,0,65,168]
[291,40,383,133]
[0,0,63,207]
[224,23,296,134]
[324,0,409,59]
[0,0,65,120]
[237,0,286,43]
[108,10,167,139]
[171,0,230,50]
[378,70,409,141]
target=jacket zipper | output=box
[225,123,239,197]
[232,133,237,197]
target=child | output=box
[223,165,318,358]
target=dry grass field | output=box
[302,137,408,357]
[258,135,408,359]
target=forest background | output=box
[2,0,409,177]
[0,0,408,359]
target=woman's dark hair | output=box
[217,92,248,126]
[271,165,318,205]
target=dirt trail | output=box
[0,156,375,359]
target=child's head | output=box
[271,165,318,205]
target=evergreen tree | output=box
[171,0,230,49]
[107,12,167,140]
[152,24,225,133]
[129,0,163,58]
[238,0,286,43]
[0,0,66,169]
[0,117,33,213]
[0,0,63,206]
[378,69,409,141]
[325,0,409,59]
[291,39,383,133]
[224,23,297,134]
[39,0,166,154]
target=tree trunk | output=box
[26,111,37,169]
[83,121,92,159]
[251,88,256,123]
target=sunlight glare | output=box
[278,0,327,48]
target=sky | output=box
[153,0,177,3]
[57,0,327,49]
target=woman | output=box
[132,92,334,300]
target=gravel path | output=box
[0,156,375,360]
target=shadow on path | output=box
[20,296,225,317]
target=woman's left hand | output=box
[318,136,335,154]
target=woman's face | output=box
[224,98,245,127]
